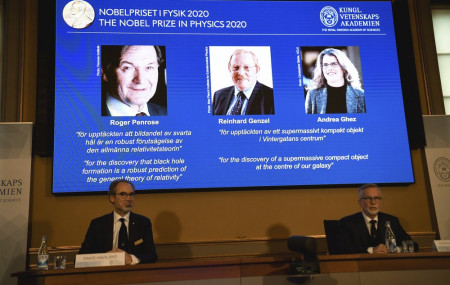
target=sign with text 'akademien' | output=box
[0,123,32,285]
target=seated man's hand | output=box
[373,244,387,254]
[108,248,133,265]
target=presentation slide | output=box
[53,0,414,193]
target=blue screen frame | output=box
[53,0,414,193]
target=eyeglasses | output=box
[360,196,382,202]
[116,192,135,199]
[322,62,340,69]
[230,65,256,72]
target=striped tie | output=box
[230,92,245,115]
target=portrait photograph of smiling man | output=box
[210,46,275,115]
[101,45,167,117]
[302,46,366,114]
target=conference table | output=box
[13,252,450,285]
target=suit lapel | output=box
[318,88,328,114]
[377,213,387,244]
[129,213,135,242]
[356,213,371,245]
[224,88,235,113]
[129,212,145,254]
[128,212,139,249]
[245,82,261,114]
[346,85,356,113]
[105,212,114,250]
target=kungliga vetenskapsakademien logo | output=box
[320,6,338,27]
[434,157,450,182]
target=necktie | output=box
[118,218,129,251]
[230,92,245,115]
[370,220,377,240]
[136,112,147,116]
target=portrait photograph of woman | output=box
[302,46,366,114]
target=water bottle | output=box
[37,236,49,270]
[384,221,397,253]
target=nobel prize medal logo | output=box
[63,0,95,29]
[320,6,338,27]
[434,157,450,182]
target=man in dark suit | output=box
[101,45,167,116]
[338,184,412,254]
[79,179,157,264]
[213,49,274,115]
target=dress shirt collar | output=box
[113,211,130,223]
[234,82,256,100]
[106,94,150,116]
[362,212,378,229]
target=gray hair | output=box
[358,183,381,198]
[228,49,260,71]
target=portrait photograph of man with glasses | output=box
[211,47,275,115]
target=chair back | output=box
[323,220,342,254]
